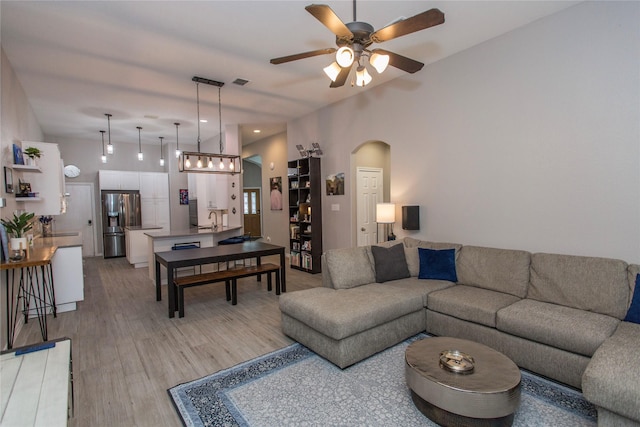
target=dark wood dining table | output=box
[154,241,286,318]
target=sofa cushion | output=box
[325,246,376,289]
[427,285,520,328]
[623,274,640,324]
[279,284,425,340]
[456,246,531,298]
[371,244,410,283]
[582,322,640,423]
[385,276,456,307]
[497,299,620,357]
[528,253,629,319]
[418,248,457,282]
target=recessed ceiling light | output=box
[253,129,261,133]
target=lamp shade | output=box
[376,203,396,224]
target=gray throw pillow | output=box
[371,244,410,283]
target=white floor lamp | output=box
[376,203,396,242]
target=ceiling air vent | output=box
[233,78,250,86]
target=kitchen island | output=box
[146,226,242,284]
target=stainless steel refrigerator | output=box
[102,190,141,258]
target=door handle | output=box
[88,219,92,226]
[361,227,366,232]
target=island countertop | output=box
[144,226,242,239]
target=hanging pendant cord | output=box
[218,86,223,155]
[196,82,201,152]
[353,0,356,21]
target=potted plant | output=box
[1,212,35,254]
[23,147,42,166]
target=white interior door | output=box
[53,182,96,257]
[356,167,383,246]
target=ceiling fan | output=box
[270,1,445,88]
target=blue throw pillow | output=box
[624,274,640,324]
[418,248,458,282]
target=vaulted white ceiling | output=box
[1,1,578,147]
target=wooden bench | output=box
[174,263,281,317]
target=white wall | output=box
[1,47,46,349]
[242,131,289,248]
[288,2,640,262]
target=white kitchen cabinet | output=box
[141,198,170,230]
[99,170,140,190]
[139,172,169,199]
[20,141,66,215]
[125,227,160,268]
[51,245,84,313]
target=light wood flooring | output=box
[13,255,323,426]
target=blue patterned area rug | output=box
[168,335,597,427]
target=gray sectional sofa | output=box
[279,237,640,426]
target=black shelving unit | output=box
[288,157,322,273]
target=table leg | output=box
[256,256,262,282]
[155,260,161,301]
[167,266,175,318]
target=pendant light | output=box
[99,130,107,163]
[105,113,114,154]
[174,122,181,158]
[178,76,240,174]
[159,136,165,166]
[137,126,143,161]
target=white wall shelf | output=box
[11,164,42,173]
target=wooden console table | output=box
[0,338,73,426]
[1,247,57,349]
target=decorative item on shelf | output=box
[105,113,114,154]
[4,167,14,193]
[16,180,32,198]
[376,203,396,241]
[39,215,53,237]
[296,143,323,159]
[12,144,24,165]
[178,76,240,174]
[1,211,35,260]
[23,147,42,166]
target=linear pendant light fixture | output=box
[99,130,107,163]
[137,126,143,161]
[174,122,181,158]
[159,136,165,166]
[105,113,114,154]
[178,76,240,174]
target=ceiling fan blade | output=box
[329,65,351,88]
[373,49,424,74]
[270,48,336,65]
[370,8,444,43]
[306,4,353,40]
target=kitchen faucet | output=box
[208,210,218,231]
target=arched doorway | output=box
[352,141,391,246]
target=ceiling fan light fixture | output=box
[336,46,354,67]
[356,66,372,86]
[370,51,390,74]
[323,62,342,82]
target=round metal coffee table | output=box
[405,337,521,427]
